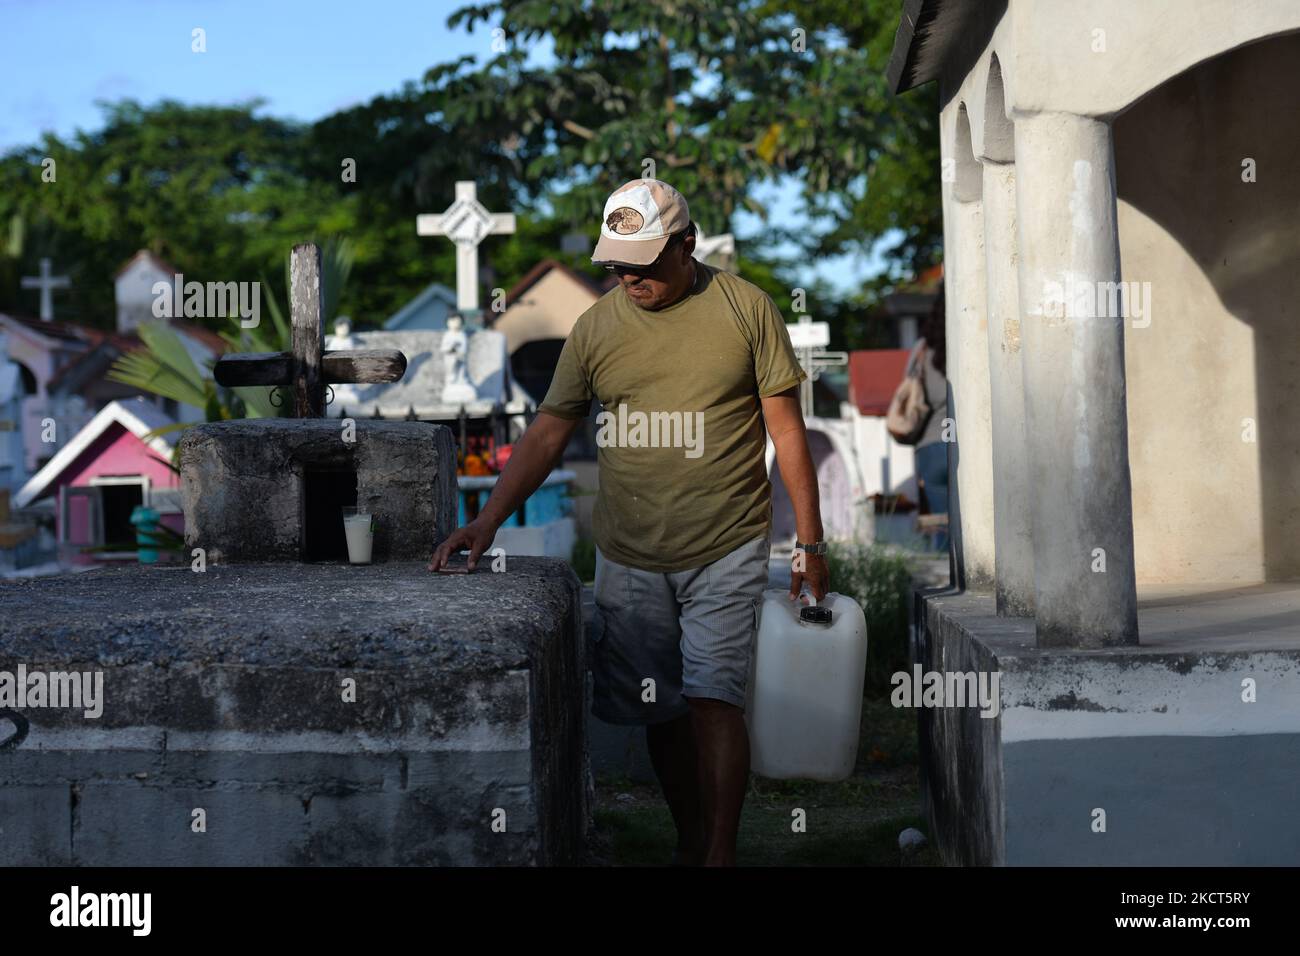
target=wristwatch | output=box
[795,540,827,555]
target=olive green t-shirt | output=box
[539,262,806,572]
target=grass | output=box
[588,697,941,867]
[827,541,917,694]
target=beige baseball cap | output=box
[592,178,691,267]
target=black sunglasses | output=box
[602,231,689,275]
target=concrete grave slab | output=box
[0,559,588,866]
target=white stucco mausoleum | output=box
[889,0,1300,865]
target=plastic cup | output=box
[341,507,374,564]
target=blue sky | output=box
[0,0,882,293]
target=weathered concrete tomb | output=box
[180,419,458,564]
[0,243,588,865]
[0,562,586,865]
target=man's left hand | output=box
[790,552,830,603]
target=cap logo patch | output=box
[606,207,645,235]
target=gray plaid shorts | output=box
[588,534,771,725]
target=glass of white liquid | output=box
[341,507,375,564]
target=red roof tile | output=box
[849,349,912,417]
[1,312,100,344]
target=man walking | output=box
[430,178,829,866]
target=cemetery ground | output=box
[588,696,938,867]
[575,541,944,867]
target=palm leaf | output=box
[235,385,278,419]
[107,350,184,401]
[221,280,286,355]
[108,322,209,409]
[143,447,182,474]
[261,277,291,348]
[141,422,195,446]
[320,237,356,325]
[139,321,206,382]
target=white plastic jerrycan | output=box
[745,589,868,781]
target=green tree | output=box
[435,0,941,278]
[0,101,354,329]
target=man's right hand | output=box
[428,517,498,572]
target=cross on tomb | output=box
[21,257,71,322]
[416,181,516,320]
[787,316,848,418]
[213,243,407,418]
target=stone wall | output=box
[914,587,1005,866]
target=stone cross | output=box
[20,258,71,322]
[416,181,516,318]
[213,243,407,417]
[787,316,847,417]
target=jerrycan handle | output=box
[797,588,833,625]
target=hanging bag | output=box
[886,342,933,445]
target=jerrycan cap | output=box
[799,605,833,625]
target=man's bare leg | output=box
[688,697,750,866]
[646,711,704,865]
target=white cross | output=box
[787,316,847,418]
[21,257,71,322]
[416,181,516,316]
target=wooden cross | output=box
[416,181,516,316]
[213,243,406,417]
[21,257,71,322]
